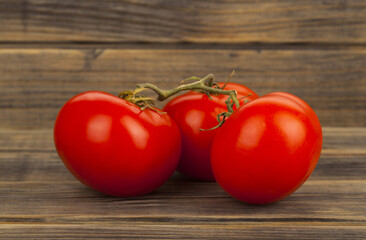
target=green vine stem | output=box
[119,73,242,129]
[136,74,240,108]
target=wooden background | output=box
[0,0,365,239]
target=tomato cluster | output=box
[54,80,322,204]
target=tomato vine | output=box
[119,73,247,129]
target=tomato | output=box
[54,91,181,197]
[163,83,258,181]
[211,92,322,204]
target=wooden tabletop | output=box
[0,127,365,239]
[1,1,366,239]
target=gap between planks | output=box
[1,42,366,50]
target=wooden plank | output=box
[0,223,365,240]
[1,178,364,218]
[0,127,365,182]
[0,130,366,239]
[0,48,365,128]
[0,129,365,239]
[0,0,366,43]
[0,126,365,239]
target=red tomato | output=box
[163,83,258,181]
[211,92,322,204]
[54,91,181,197]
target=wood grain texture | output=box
[1,127,365,181]
[0,127,365,239]
[1,47,365,128]
[0,0,366,43]
[0,180,365,239]
[1,1,365,238]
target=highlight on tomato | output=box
[211,92,322,204]
[164,83,258,181]
[54,91,181,197]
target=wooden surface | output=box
[0,127,365,239]
[0,47,365,128]
[1,0,366,43]
[1,0,366,239]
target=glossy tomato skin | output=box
[54,91,181,197]
[163,83,258,181]
[211,92,322,204]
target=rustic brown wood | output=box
[0,127,365,239]
[0,180,365,239]
[1,48,365,128]
[1,0,366,43]
[1,127,365,181]
[0,0,365,238]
